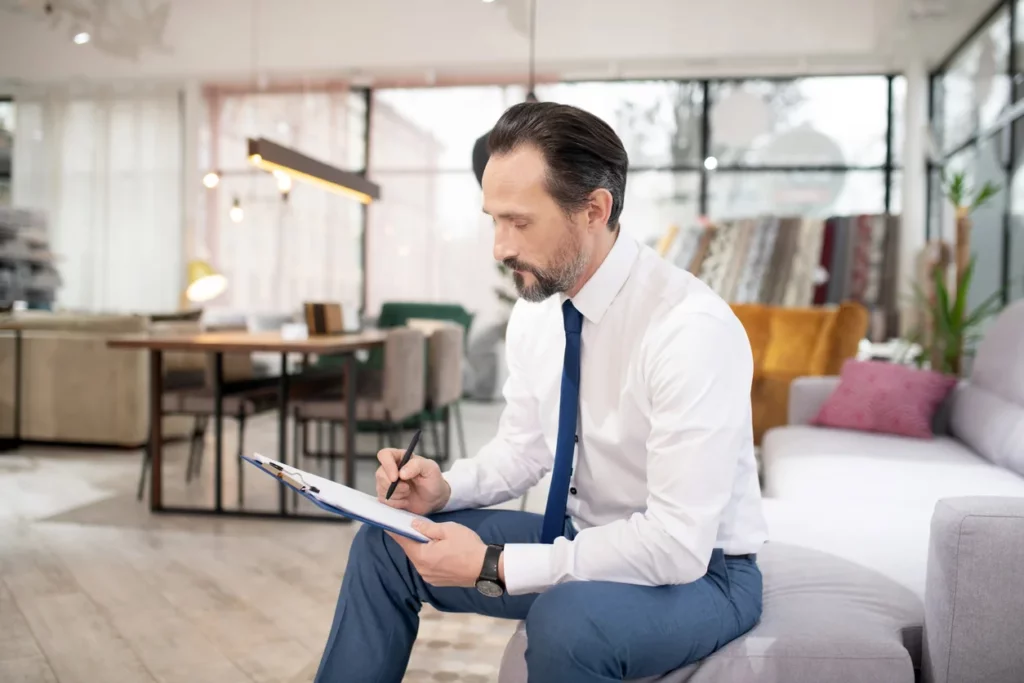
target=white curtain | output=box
[195,88,366,318]
[12,90,184,313]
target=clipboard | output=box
[241,452,430,542]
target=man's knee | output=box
[349,523,398,567]
[524,583,618,674]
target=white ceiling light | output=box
[229,197,244,223]
[202,171,220,189]
[703,156,718,171]
[73,31,90,44]
[273,169,292,194]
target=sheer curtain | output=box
[12,90,184,313]
[195,87,366,318]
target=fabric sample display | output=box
[679,213,902,340]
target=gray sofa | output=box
[499,300,1024,683]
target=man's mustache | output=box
[502,257,541,277]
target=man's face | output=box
[481,145,588,302]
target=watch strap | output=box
[479,544,504,585]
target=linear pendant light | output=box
[247,137,381,204]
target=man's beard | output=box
[503,231,587,303]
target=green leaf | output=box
[933,266,954,337]
[944,170,967,207]
[971,182,1000,211]
[951,258,974,328]
[963,292,1004,327]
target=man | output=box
[315,101,768,683]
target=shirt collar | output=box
[560,231,639,325]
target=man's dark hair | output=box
[488,101,628,231]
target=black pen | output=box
[385,428,422,500]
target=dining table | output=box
[107,328,387,519]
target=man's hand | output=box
[375,448,451,515]
[387,519,488,588]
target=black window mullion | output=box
[885,75,894,215]
[698,80,710,216]
[1002,0,1016,305]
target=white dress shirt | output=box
[442,232,769,595]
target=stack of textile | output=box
[668,214,900,340]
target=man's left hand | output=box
[387,519,488,588]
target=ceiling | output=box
[0,0,1002,89]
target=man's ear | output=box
[586,189,614,232]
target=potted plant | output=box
[907,170,1001,375]
[942,170,999,295]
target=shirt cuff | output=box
[502,543,557,595]
[439,463,478,512]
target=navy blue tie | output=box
[541,299,583,544]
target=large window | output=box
[367,85,527,322]
[929,0,1024,308]
[368,76,900,325]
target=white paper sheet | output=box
[247,452,431,542]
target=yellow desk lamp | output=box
[181,259,227,308]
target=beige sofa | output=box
[0,312,208,448]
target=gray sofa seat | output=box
[761,425,1024,505]
[498,542,922,683]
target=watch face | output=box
[475,579,504,598]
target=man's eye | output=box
[514,222,528,230]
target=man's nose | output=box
[493,225,516,264]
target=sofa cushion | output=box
[497,543,919,683]
[761,498,934,600]
[761,425,1024,506]
[811,360,957,439]
[950,299,1024,476]
[949,384,1024,478]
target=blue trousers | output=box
[314,509,762,683]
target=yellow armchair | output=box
[730,301,868,444]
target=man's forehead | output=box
[483,146,547,188]
[483,148,548,214]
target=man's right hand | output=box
[375,448,451,515]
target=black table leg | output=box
[149,350,164,510]
[278,351,290,515]
[345,354,356,488]
[13,329,21,444]
[213,352,223,513]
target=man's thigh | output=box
[414,508,544,621]
[523,554,761,679]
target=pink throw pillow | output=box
[812,360,958,439]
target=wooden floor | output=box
[0,401,529,683]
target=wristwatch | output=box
[475,544,505,597]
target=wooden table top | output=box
[107,329,387,353]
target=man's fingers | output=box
[376,448,402,481]
[398,457,427,480]
[411,518,446,540]
[374,468,393,496]
[378,482,410,502]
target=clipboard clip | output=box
[256,459,320,494]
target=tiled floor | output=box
[0,400,540,683]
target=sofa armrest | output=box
[923,497,1024,683]
[786,375,840,425]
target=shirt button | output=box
[574,434,578,443]
[569,487,577,495]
